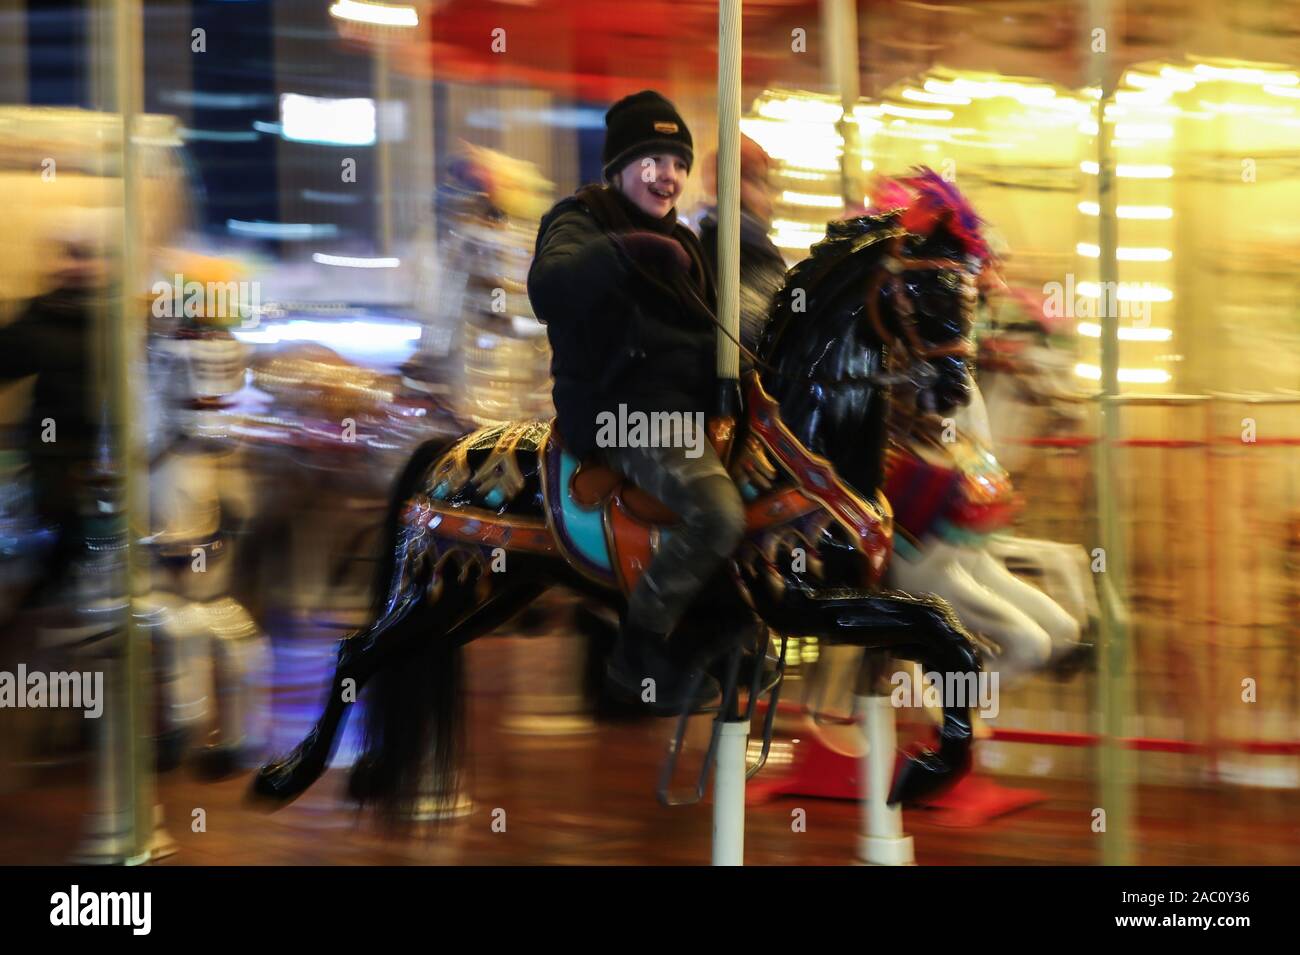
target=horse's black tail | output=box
[354,434,467,826]
[356,611,467,827]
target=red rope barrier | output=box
[759,700,1300,754]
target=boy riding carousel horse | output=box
[528,91,744,713]
[251,120,992,819]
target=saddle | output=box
[414,375,891,596]
[568,419,737,525]
[883,432,1020,559]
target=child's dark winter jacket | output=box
[527,184,718,457]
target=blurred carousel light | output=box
[1113,123,1174,139]
[1077,201,1173,220]
[328,0,420,28]
[900,87,970,106]
[1076,242,1172,262]
[176,127,260,143]
[226,220,339,239]
[780,190,842,208]
[1114,88,1176,107]
[312,253,402,269]
[280,93,376,146]
[1076,281,1173,303]
[1079,160,1174,178]
[879,103,954,121]
[1121,70,1190,94]
[1076,322,1173,342]
[1198,99,1295,116]
[1191,62,1298,86]
[771,219,830,252]
[755,96,843,125]
[1074,363,1172,384]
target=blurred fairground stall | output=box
[0,0,1297,866]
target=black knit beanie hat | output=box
[602,90,694,181]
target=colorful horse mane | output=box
[869,167,990,265]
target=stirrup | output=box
[656,632,788,807]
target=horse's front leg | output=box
[758,583,983,806]
[248,530,434,807]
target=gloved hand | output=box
[611,231,691,275]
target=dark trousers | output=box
[600,428,746,638]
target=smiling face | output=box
[614,152,689,218]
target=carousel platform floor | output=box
[2,635,1298,866]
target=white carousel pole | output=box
[817,0,914,867]
[710,0,747,868]
[712,719,749,866]
[856,650,915,865]
[856,687,915,865]
[820,0,860,207]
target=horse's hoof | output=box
[193,744,242,782]
[886,747,971,807]
[155,728,189,773]
[1048,641,1095,682]
[245,756,316,810]
[245,767,291,810]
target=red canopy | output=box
[376,0,820,101]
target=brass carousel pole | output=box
[1087,0,1135,866]
[75,0,157,865]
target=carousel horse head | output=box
[757,168,989,495]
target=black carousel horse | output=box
[250,181,988,824]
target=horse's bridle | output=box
[865,238,978,367]
[703,235,977,392]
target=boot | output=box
[605,621,721,715]
[1048,639,1096,681]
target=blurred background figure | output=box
[405,143,556,427]
[696,134,786,368]
[0,207,117,622]
[0,206,124,796]
[142,251,269,778]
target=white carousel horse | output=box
[975,321,1099,633]
[884,379,1089,684]
[145,335,270,776]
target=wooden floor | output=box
[3,637,1299,866]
